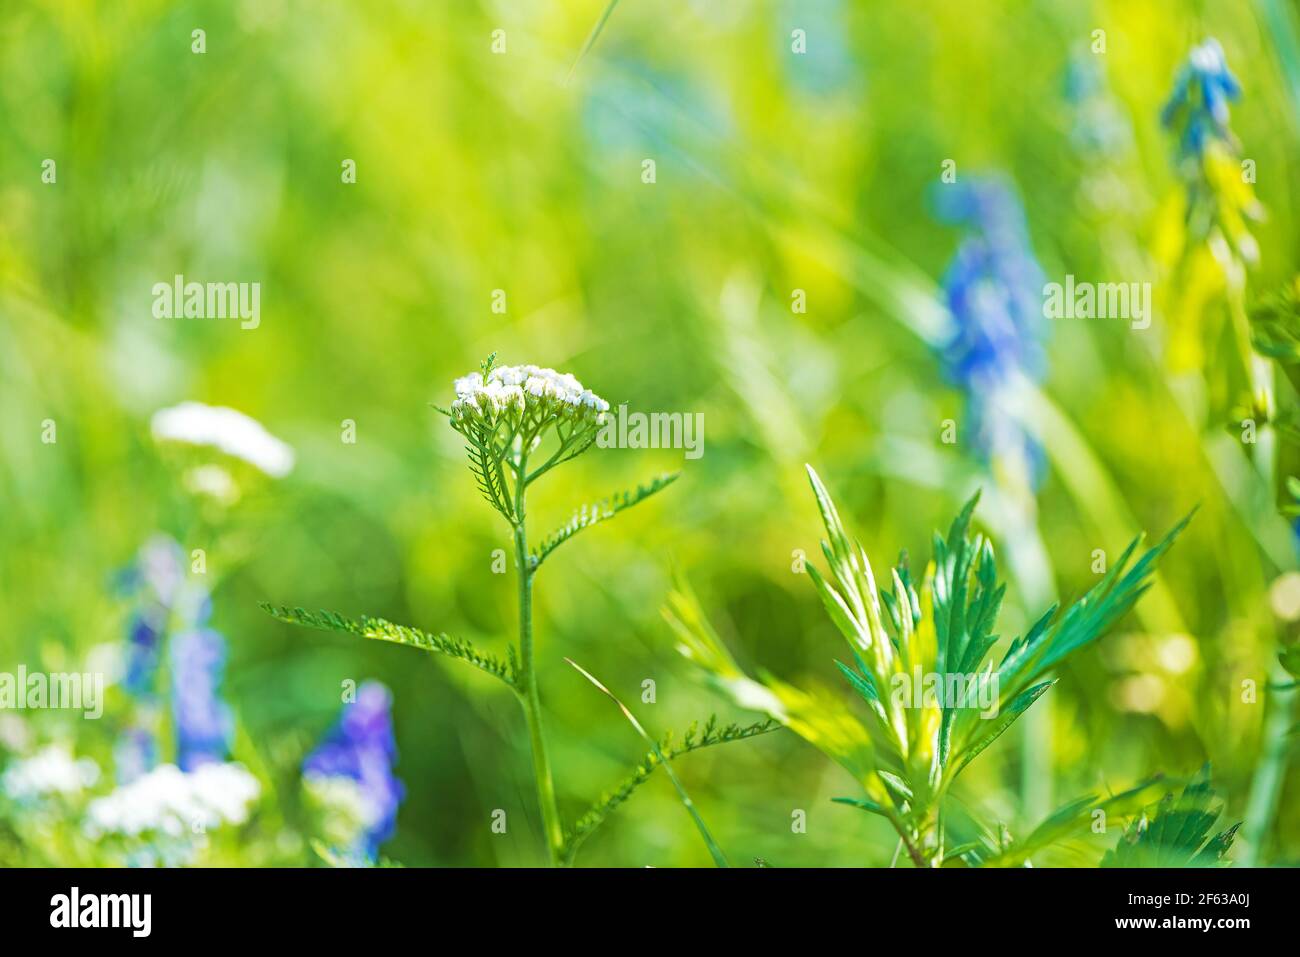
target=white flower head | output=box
[151,401,295,478]
[84,762,261,839]
[1189,38,1227,74]
[2,745,100,802]
[448,360,608,429]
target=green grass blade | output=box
[566,0,622,84]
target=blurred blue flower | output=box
[113,728,157,784]
[1064,52,1133,157]
[932,176,1046,476]
[123,617,164,698]
[117,535,225,779]
[934,178,1045,391]
[303,681,405,862]
[118,537,185,700]
[1161,38,1241,159]
[171,628,235,771]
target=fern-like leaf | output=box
[561,713,781,864]
[261,604,518,689]
[531,473,680,568]
[465,434,515,523]
[565,659,732,867]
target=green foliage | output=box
[562,714,781,864]
[670,465,1191,866]
[566,659,733,867]
[1251,278,1300,373]
[1280,643,1300,682]
[957,777,1167,867]
[9,1,1300,869]
[533,473,680,569]
[1101,768,1240,867]
[264,359,769,866]
[261,604,519,689]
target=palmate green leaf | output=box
[531,472,680,569]
[993,508,1196,700]
[974,777,1167,868]
[261,604,518,688]
[806,464,856,579]
[1101,767,1240,867]
[565,659,731,867]
[1251,278,1300,393]
[674,468,1190,865]
[948,679,1055,781]
[561,714,781,864]
[664,574,895,811]
[1280,643,1300,681]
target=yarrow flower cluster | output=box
[443,358,615,525]
[302,682,405,864]
[449,363,610,428]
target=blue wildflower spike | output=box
[303,681,406,863]
[1161,39,1242,159]
[933,176,1047,477]
[171,628,235,771]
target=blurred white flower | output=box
[302,774,381,852]
[151,401,294,478]
[85,762,261,838]
[2,744,100,801]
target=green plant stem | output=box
[512,464,564,865]
[1241,665,1297,865]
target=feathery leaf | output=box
[261,604,518,688]
[532,472,680,568]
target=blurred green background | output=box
[2,0,1299,866]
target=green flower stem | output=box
[512,458,565,865]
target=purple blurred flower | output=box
[113,728,157,784]
[303,682,405,861]
[117,535,232,779]
[171,628,235,771]
[932,176,1046,475]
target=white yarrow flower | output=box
[151,401,295,478]
[448,362,609,426]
